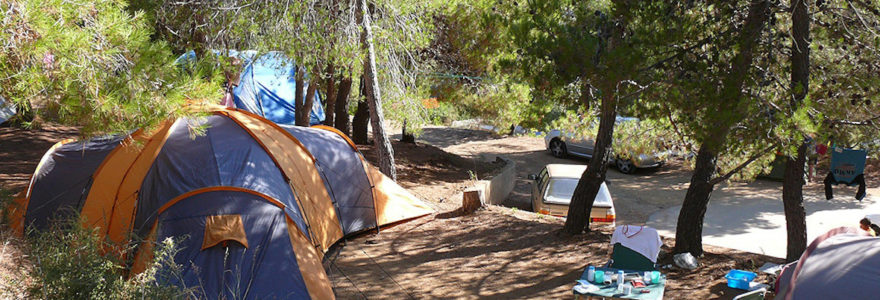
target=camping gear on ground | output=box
[823,147,867,200]
[725,269,757,290]
[673,252,699,270]
[608,225,663,271]
[774,227,878,300]
[574,266,667,300]
[6,105,431,299]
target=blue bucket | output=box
[724,269,757,290]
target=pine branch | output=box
[828,114,880,126]
[638,28,736,73]
[709,145,775,185]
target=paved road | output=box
[647,184,880,258]
[405,126,880,258]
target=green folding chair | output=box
[608,242,657,271]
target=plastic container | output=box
[617,270,625,289]
[594,270,605,283]
[587,266,595,282]
[724,269,757,290]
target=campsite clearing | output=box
[334,135,784,299]
[2,124,872,299]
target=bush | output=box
[13,215,196,299]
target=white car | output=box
[543,116,665,174]
[528,164,616,225]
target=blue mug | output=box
[594,270,605,283]
[651,271,661,284]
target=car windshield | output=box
[543,178,612,206]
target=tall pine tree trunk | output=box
[294,68,305,126]
[299,81,318,126]
[674,145,718,255]
[563,80,617,234]
[783,144,808,261]
[359,0,396,180]
[325,65,337,127]
[561,2,629,235]
[352,96,370,145]
[335,77,353,136]
[782,0,810,262]
[674,0,770,255]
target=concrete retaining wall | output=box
[471,156,516,206]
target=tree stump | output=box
[461,189,483,215]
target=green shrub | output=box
[20,219,196,299]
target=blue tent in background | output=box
[177,50,325,125]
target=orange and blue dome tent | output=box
[6,105,432,299]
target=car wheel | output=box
[549,139,567,158]
[616,159,635,174]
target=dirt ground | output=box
[332,131,786,299]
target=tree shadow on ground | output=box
[327,212,613,299]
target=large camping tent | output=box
[774,227,880,300]
[6,105,431,299]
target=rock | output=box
[674,252,699,270]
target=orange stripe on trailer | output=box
[310,125,358,151]
[9,139,75,235]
